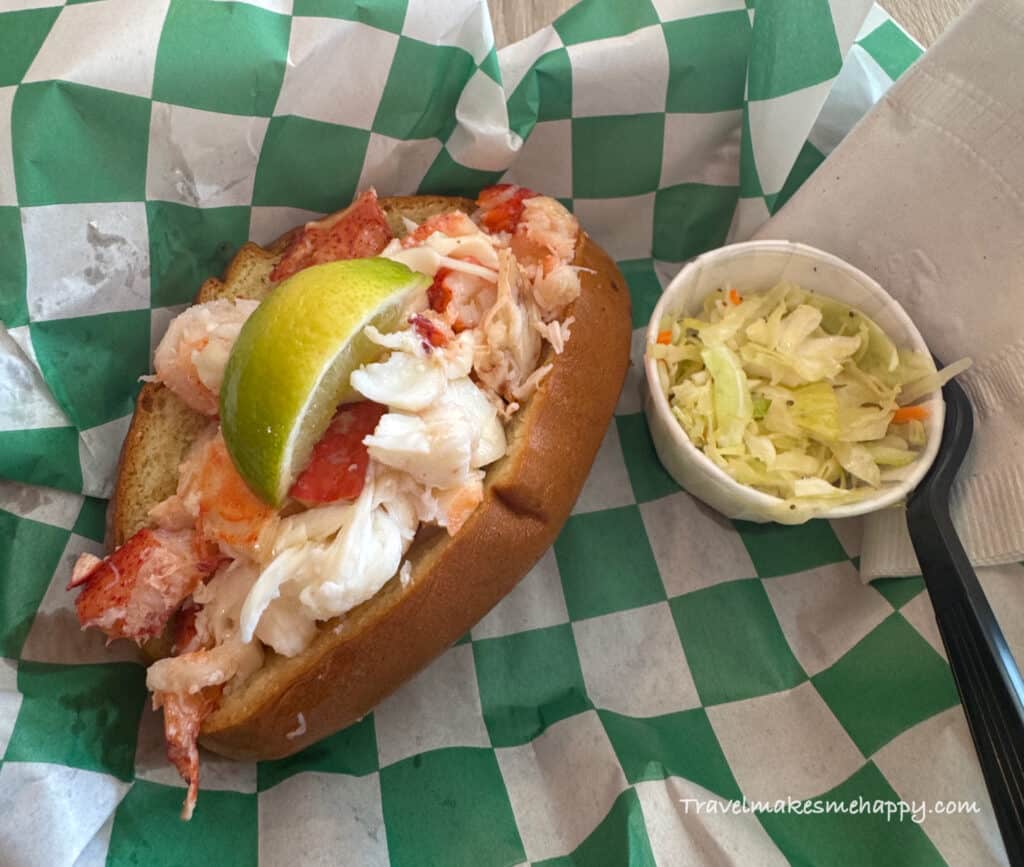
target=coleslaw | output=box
[647,282,970,511]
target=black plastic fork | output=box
[907,374,1024,864]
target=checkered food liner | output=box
[0,0,1006,864]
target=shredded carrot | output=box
[656,330,672,345]
[892,405,930,424]
[728,288,742,306]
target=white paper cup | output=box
[643,240,945,524]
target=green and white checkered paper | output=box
[0,0,1009,864]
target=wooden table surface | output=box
[489,0,972,49]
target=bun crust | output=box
[110,195,632,760]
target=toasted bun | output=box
[111,195,631,760]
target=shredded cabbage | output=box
[649,282,971,508]
[700,344,751,447]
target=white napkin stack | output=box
[754,0,1024,580]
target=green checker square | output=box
[872,575,925,609]
[257,713,377,791]
[554,506,666,622]
[12,81,150,206]
[534,788,656,867]
[503,63,536,138]
[153,0,290,117]
[573,114,663,199]
[0,7,59,87]
[812,612,959,756]
[381,747,525,867]
[293,0,407,33]
[663,11,752,113]
[418,147,504,200]
[253,115,369,212]
[72,496,107,544]
[373,37,475,141]
[758,762,944,866]
[670,579,806,706]
[618,258,662,329]
[0,510,69,658]
[652,183,737,262]
[735,518,847,578]
[858,20,922,82]
[31,309,150,431]
[479,47,501,85]
[505,72,539,140]
[0,207,27,327]
[529,48,573,126]
[107,780,257,866]
[553,0,659,45]
[473,624,591,748]
[616,413,681,503]
[0,428,83,493]
[600,708,741,798]
[771,139,825,214]
[739,110,763,199]
[147,202,251,308]
[746,0,843,101]
[6,661,146,780]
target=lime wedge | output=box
[220,258,429,506]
